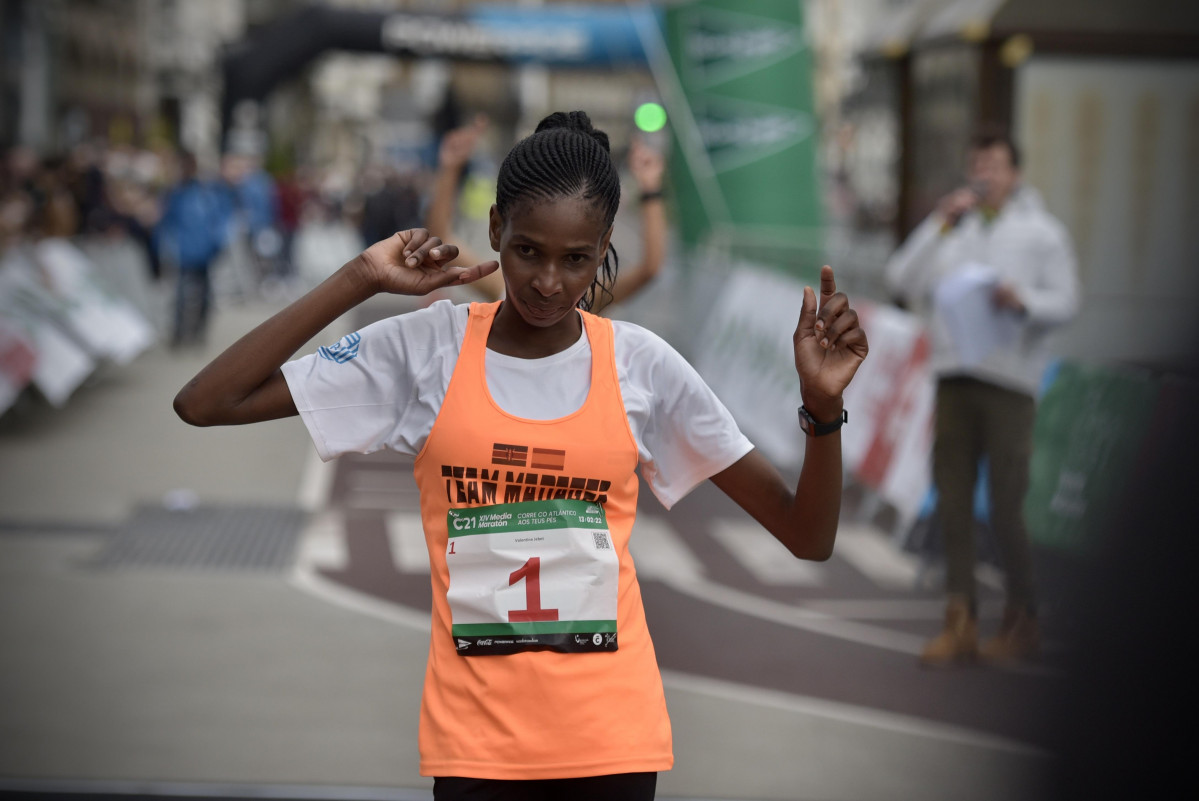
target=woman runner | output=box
[174,111,868,801]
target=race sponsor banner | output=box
[661,0,822,272]
[446,499,619,656]
[1024,361,1161,552]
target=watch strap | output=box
[798,405,847,436]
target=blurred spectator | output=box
[359,162,424,247]
[0,188,33,249]
[884,129,1080,668]
[65,140,108,233]
[275,165,311,277]
[223,152,283,282]
[30,155,79,238]
[3,146,42,207]
[156,151,234,348]
[98,172,164,281]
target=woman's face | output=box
[489,194,612,330]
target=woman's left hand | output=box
[793,265,869,420]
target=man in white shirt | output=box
[885,130,1079,667]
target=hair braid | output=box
[496,111,621,311]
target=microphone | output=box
[944,180,988,228]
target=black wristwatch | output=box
[798,405,847,436]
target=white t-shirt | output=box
[281,300,754,510]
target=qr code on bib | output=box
[593,532,612,550]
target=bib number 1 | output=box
[509,557,558,622]
[445,499,619,656]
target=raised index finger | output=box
[819,265,837,307]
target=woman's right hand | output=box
[629,137,665,194]
[438,114,488,170]
[352,228,499,296]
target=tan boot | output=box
[920,596,978,667]
[980,605,1040,664]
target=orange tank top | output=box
[412,301,673,780]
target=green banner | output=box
[659,0,823,274]
[1025,362,1160,552]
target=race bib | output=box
[446,499,619,656]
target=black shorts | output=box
[433,772,657,801]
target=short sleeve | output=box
[280,300,467,461]
[614,323,754,509]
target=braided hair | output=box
[495,111,621,311]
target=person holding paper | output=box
[884,129,1079,667]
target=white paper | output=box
[933,262,1022,366]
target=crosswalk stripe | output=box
[833,523,923,590]
[385,512,430,573]
[710,520,825,586]
[660,670,1050,756]
[629,516,705,583]
[292,511,347,570]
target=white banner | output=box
[693,273,935,529]
[693,265,807,469]
[0,318,37,415]
[844,301,935,530]
[34,239,155,365]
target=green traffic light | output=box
[634,102,667,133]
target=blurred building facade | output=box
[834,0,1199,371]
[2,0,655,179]
[2,0,248,160]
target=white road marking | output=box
[679,576,930,654]
[629,516,705,583]
[289,515,432,633]
[710,519,825,586]
[660,670,1050,757]
[798,598,976,620]
[834,523,923,589]
[292,510,347,571]
[658,561,1063,677]
[386,512,430,574]
[976,563,1006,592]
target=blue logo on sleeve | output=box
[317,332,362,363]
